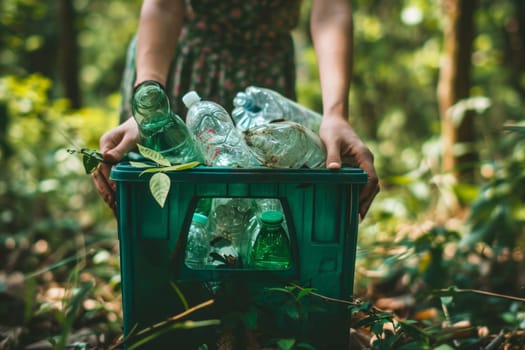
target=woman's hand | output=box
[319,116,379,220]
[91,118,140,211]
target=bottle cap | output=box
[260,210,284,224]
[182,91,201,108]
[192,213,208,225]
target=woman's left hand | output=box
[319,117,380,220]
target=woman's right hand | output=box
[91,117,140,211]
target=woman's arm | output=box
[93,0,185,211]
[310,0,379,219]
[310,0,353,122]
[134,0,185,87]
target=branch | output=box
[436,287,525,303]
[109,299,218,350]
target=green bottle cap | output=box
[260,210,284,224]
[192,213,208,225]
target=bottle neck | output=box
[132,82,171,124]
[261,222,282,232]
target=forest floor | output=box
[1,236,525,350]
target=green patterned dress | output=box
[119,0,302,123]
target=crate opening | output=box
[184,197,294,271]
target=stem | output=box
[109,299,216,349]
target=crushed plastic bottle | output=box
[183,91,259,167]
[207,198,255,247]
[132,81,204,164]
[232,86,322,133]
[243,121,326,168]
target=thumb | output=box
[324,139,342,170]
[103,142,130,164]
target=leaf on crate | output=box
[149,172,171,207]
[137,144,171,167]
[140,161,200,174]
[129,161,151,168]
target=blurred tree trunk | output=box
[437,0,478,182]
[505,0,525,98]
[0,103,12,164]
[59,0,81,108]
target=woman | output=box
[92,0,379,219]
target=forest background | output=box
[1,0,525,349]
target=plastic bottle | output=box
[207,197,255,248]
[250,210,292,270]
[185,213,211,269]
[244,199,286,265]
[242,120,326,168]
[232,86,322,133]
[182,91,259,167]
[132,81,204,164]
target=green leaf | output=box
[276,338,296,350]
[440,296,454,305]
[296,287,314,301]
[397,341,431,350]
[140,161,201,174]
[149,172,170,207]
[129,161,151,168]
[82,153,101,174]
[137,144,171,167]
[295,342,317,350]
[432,345,455,350]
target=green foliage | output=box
[0,74,122,348]
[463,132,525,250]
[1,0,525,348]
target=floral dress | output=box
[119,0,302,123]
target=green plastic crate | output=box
[111,164,367,348]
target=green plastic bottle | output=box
[132,81,203,164]
[250,210,292,270]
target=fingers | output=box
[101,118,139,163]
[92,163,117,213]
[359,176,380,220]
[324,139,342,170]
[352,145,379,220]
[104,139,132,164]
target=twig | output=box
[436,287,525,303]
[288,282,362,306]
[481,330,505,350]
[109,299,217,350]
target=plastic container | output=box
[111,164,367,348]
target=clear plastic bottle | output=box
[208,197,255,248]
[232,86,322,133]
[243,120,326,168]
[182,91,259,167]
[250,210,292,270]
[132,81,204,164]
[185,213,211,269]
